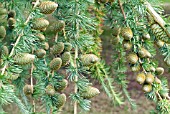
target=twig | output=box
[55,33,58,42]
[30,48,35,113]
[118,0,126,20]
[74,0,79,113]
[156,91,163,101]
[63,28,67,40]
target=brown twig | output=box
[118,0,126,20]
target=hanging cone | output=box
[154,77,161,84]
[14,53,35,65]
[42,42,49,50]
[51,42,64,55]
[49,58,62,70]
[123,41,132,50]
[23,84,33,95]
[35,49,46,58]
[64,43,72,52]
[151,24,170,43]
[53,20,65,32]
[0,26,6,39]
[39,1,58,14]
[136,72,146,84]
[1,46,9,56]
[8,10,16,18]
[143,84,152,93]
[145,73,154,84]
[56,93,66,109]
[138,48,151,58]
[0,8,7,15]
[81,86,100,99]
[45,85,55,96]
[8,18,16,28]
[32,18,49,30]
[61,52,71,66]
[54,79,68,92]
[155,67,164,76]
[121,27,133,40]
[81,54,100,66]
[131,64,141,72]
[36,33,45,41]
[127,53,138,64]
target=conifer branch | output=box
[1,0,40,75]
[74,0,80,113]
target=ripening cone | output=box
[8,10,16,18]
[56,93,66,109]
[8,18,16,27]
[112,27,121,36]
[42,42,49,50]
[155,67,164,76]
[39,1,58,14]
[46,85,55,96]
[51,42,64,55]
[81,54,100,66]
[49,58,62,70]
[154,77,161,84]
[32,18,49,30]
[61,52,71,66]
[143,84,152,93]
[145,73,154,84]
[131,64,141,72]
[54,79,68,91]
[53,20,65,32]
[1,46,9,56]
[0,8,7,15]
[138,48,151,58]
[81,86,100,99]
[14,53,35,65]
[23,84,33,95]
[64,43,72,52]
[127,53,138,64]
[0,26,6,39]
[123,41,132,50]
[136,73,146,84]
[36,33,45,41]
[121,27,133,40]
[35,49,46,58]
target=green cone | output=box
[49,57,62,70]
